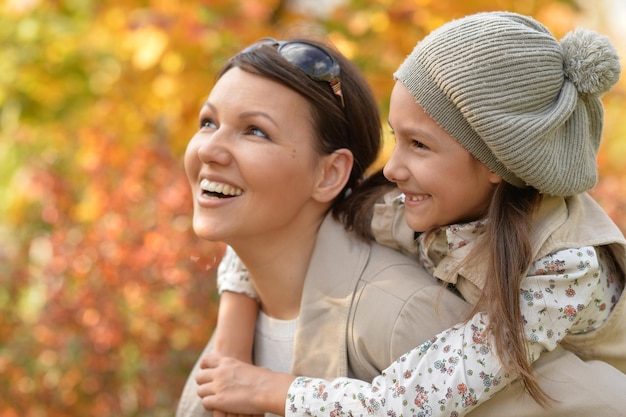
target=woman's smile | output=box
[200,178,243,198]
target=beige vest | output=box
[534,194,626,371]
[373,191,626,372]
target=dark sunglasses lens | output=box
[277,43,340,82]
[240,39,274,54]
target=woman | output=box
[176,37,470,417]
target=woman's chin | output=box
[192,222,226,242]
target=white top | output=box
[254,310,298,373]
[254,310,298,417]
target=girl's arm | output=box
[206,246,262,417]
[212,291,258,361]
[211,245,259,361]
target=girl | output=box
[196,11,626,417]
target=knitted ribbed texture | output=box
[394,11,621,196]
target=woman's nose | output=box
[195,129,232,166]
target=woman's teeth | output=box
[200,178,243,197]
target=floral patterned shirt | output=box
[218,245,258,299]
[283,220,623,417]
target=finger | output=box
[195,368,212,385]
[197,381,213,399]
[199,352,219,369]
[213,410,227,417]
[196,373,215,399]
[201,392,217,411]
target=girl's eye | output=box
[200,118,216,129]
[247,126,269,139]
[411,139,428,150]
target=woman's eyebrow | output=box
[201,101,278,128]
[239,111,278,128]
[201,101,217,114]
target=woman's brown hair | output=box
[338,169,394,239]
[217,38,382,219]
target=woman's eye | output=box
[247,127,269,139]
[200,118,216,129]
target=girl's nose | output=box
[383,145,409,184]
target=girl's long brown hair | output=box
[344,172,552,406]
[468,182,551,406]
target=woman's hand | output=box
[196,352,296,416]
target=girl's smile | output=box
[403,193,430,203]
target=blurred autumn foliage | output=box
[1,0,625,415]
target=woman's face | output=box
[384,81,501,232]
[185,67,329,245]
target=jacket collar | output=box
[418,193,626,305]
[291,213,371,378]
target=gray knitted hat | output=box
[394,11,621,196]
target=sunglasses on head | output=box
[241,37,345,108]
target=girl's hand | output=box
[196,352,296,416]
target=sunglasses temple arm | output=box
[331,79,345,108]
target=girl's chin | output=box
[404,216,432,233]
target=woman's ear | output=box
[313,149,354,203]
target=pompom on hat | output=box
[394,11,621,196]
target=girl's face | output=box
[184,67,330,245]
[384,81,502,232]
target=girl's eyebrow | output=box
[388,121,438,143]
